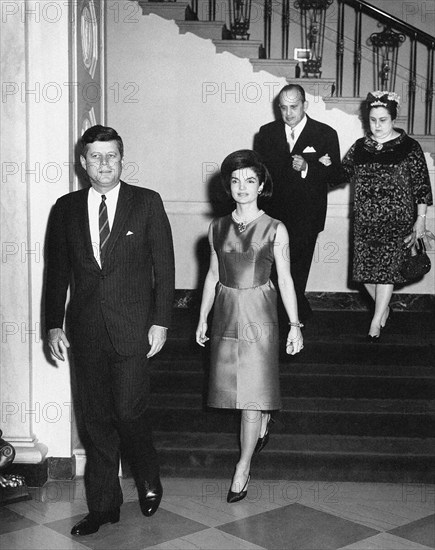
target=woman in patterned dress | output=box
[196,150,304,503]
[343,91,433,340]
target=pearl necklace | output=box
[231,210,264,233]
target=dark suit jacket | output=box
[255,116,342,235]
[45,181,175,356]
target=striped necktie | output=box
[99,194,110,264]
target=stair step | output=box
[214,39,262,59]
[153,358,435,378]
[149,404,434,437]
[158,339,434,365]
[154,432,435,482]
[150,394,435,414]
[151,371,435,399]
[150,309,435,480]
[155,431,435,456]
[250,59,297,78]
[138,0,189,20]
[177,20,224,40]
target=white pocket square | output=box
[303,146,316,153]
[126,231,134,236]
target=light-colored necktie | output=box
[290,130,295,151]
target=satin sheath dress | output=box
[207,213,282,411]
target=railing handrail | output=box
[341,0,435,47]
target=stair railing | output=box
[336,0,435,135]
[144,0,433,135]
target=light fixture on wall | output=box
[369,26,406,91]
[229,0,252,40]
[294,0,333,77]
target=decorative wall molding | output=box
[81,0,99,79]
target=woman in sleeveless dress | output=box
[196,150,304,503]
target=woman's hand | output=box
[405,216,428,248]
[196,321,209,347]
[319,154,332,166]
[403,229,416,249]
[413,215,427,240]
[286,326,304,355]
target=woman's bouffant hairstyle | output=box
[365,91,400,121]
[220,149,273,200]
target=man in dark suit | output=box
[45,125,175,536]
[255,84,342,322]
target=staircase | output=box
[136,0,435,152]
[150,306,435,483]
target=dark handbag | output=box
[400,238,431,281]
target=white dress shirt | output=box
[88,183,121,267]
[285,115,308,178]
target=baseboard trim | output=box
[48,456,76,480]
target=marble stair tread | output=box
[154,431,435,456]
[250,59,298,78]
[213,39,263,59]
[176,20,225,40]
[138,0,189,20]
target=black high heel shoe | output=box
[227,473,250,503]
[255,415,274,453]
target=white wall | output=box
[1,2,72,459]
[106,6,434,294]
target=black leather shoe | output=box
[138,477,163,517]
[255,415,274,453]
[71,509,120,536]
[366,334,380,343]
[227,473,250,504]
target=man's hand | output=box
[147,325,167,358]
[292,154,307,172]
[48,328,70,361]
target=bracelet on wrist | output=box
[289,321,304,328]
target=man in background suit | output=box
[45,125,175,536]
[255,84,342,323]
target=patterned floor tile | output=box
[6,482,89,524]
[144,526,267,549]
[161,483,284,528]
[339,531,434,549]
[300,492,435,531]
[2,479,434,550]
[43,502,209,550]
[0,525,90,550]
[388,514,435,549]
[0,507,38,536]
[217,503,380,550]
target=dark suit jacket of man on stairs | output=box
[255,115,342,321]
